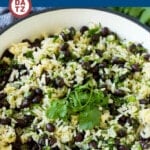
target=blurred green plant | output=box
[110,7,150,26]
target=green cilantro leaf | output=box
[23,51,33,59]
[127,95,136,103]
[46,83,108,130]
[53,35,59,42]
[92,89,108,107]
[46,100,68,121]
[88,26,100,36]
[79,106,101,130]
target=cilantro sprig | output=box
[46,83,108,130]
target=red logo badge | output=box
[9,0,32,18]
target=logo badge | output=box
[9,0,32,18]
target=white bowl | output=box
[0,8,150,56]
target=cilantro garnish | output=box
[88,26,100,37]
[46,100,68,121]
[79,106,101,130]
[23,51,33,59]
[46,83,108,130]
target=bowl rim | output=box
[0,7,150,35]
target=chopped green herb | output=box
[23,51,33,59]
[46,100,68,121]
[53,35,59,42]
[112,96,125,107]
[79,106,101,130]
[88,27,100,36]
[127,95,136,103]
[46,83,108,130]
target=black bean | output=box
[112,57,125,65]
[91,64,99,74]
[48,136,57,146]
[74,132,84,142]
[65,50,71,58]
[24,115,34,123]
[60,43,69,51]
[80,26,89,34]
[113,89,126,97]
[1,49,14,59]
[143,53,150,61]
[22,39,32,44]
[35,88,43,96]
[128,44,137,53]
[31,39,42,48]
[91,33,100,45]
[118,115,128,126]
[0,118,11,125]
[15,119,28,128]
[117,145,129,150]
[139,99,149,104]
[117,129,127,138]
[45,76,51,85]
[0,99,10,109]
[91,65,100,80]
[60,43,71,59]
[0,93,7,100]
[95,49,103,57]
[20,99,31,108]
[131,64,141,72]
[61,32,69,41]
[101,27,110,37]
[32,96,42,103]
[54,77,65,88]
[46,123,55,132]
[88,140,97,149]
[108,104,119,116]
[82,61,92,71]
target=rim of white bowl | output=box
[0,8,150,35]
